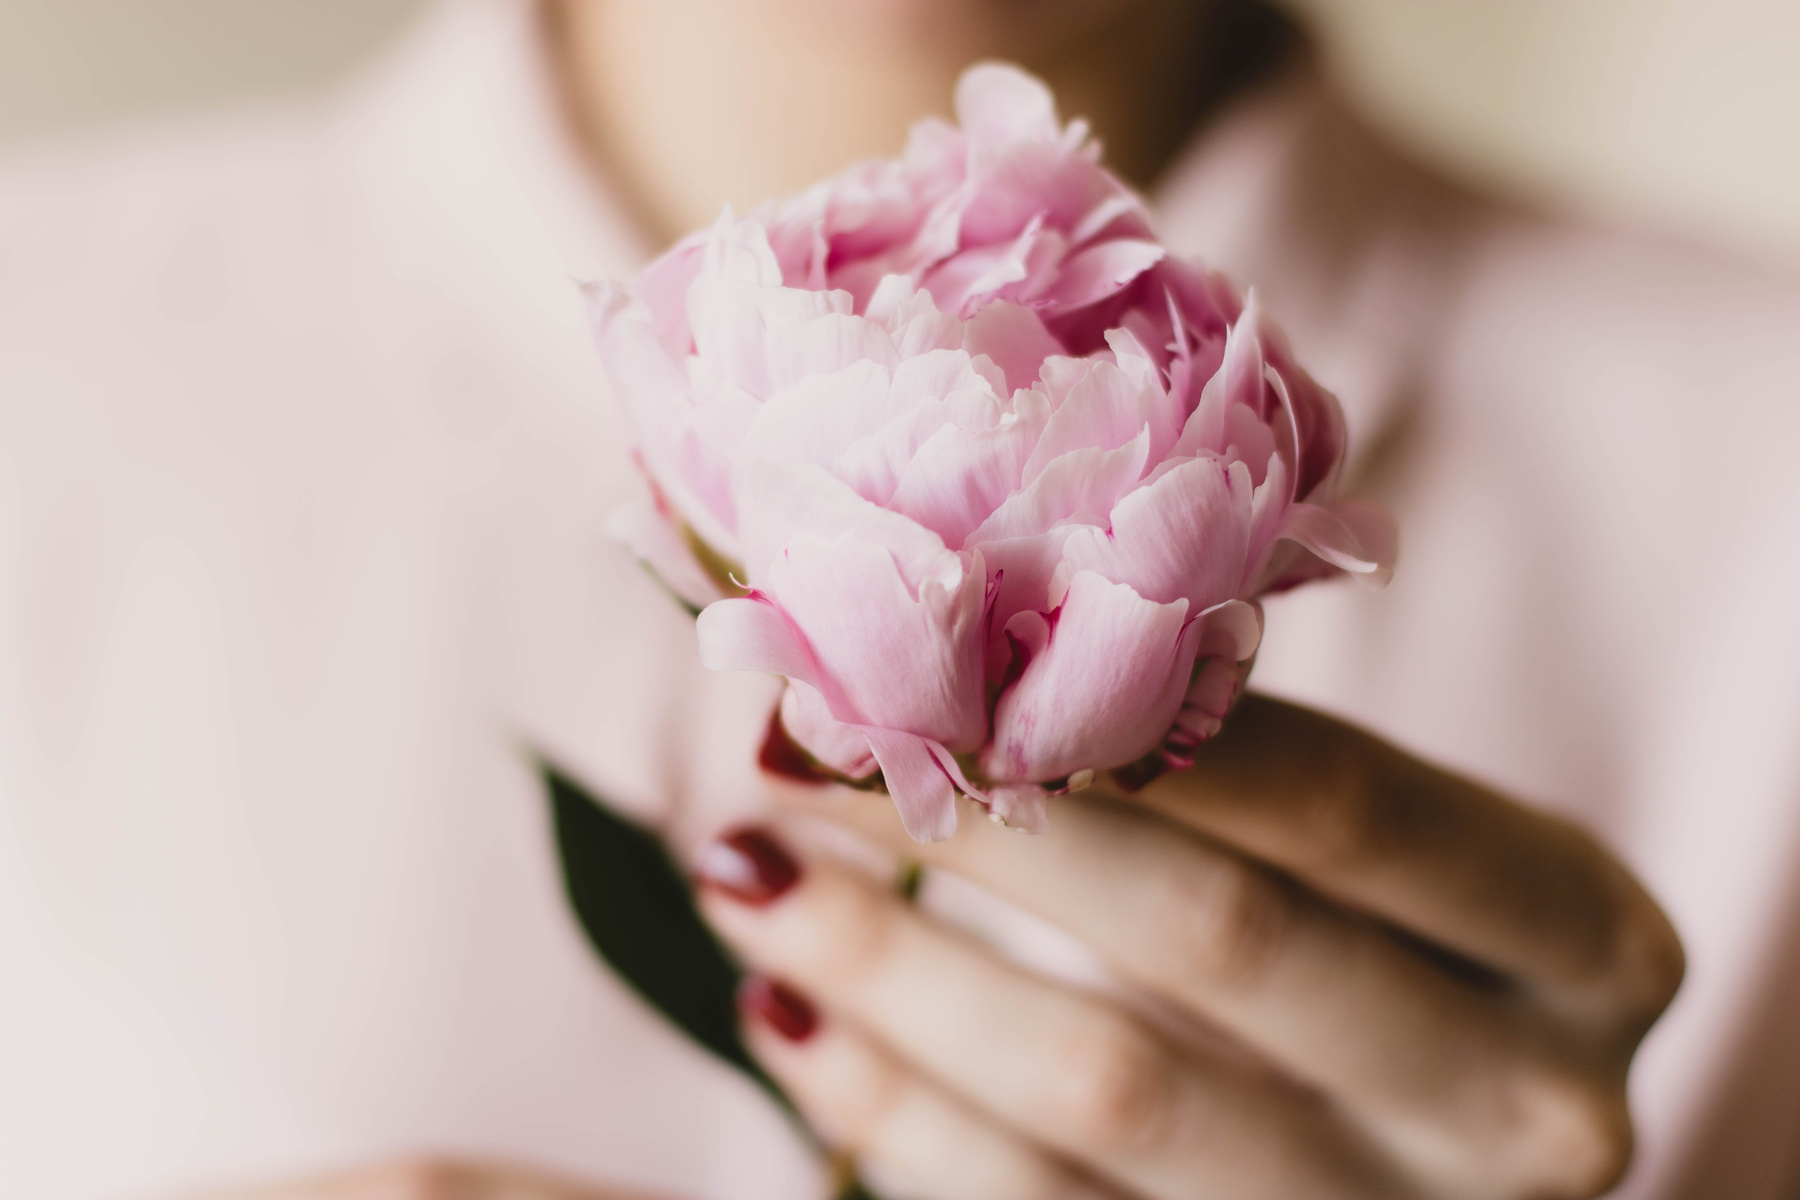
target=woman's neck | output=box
[548,0,1285,248]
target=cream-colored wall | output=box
[1296,0,1800,266]
[2,0,1796,266]
[0,0,424,143]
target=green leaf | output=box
[543,760,887,1199]
[543,761,773,1094]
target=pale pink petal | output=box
[583,281,739,555]
[1039,238,1165,311]
[1275,501,1398,587]
[741,360,898,469]
[1167,303,1268,460]
[829,358,1019,507]
[1194,599,1263,662]
[1255,310,1346,501]
[686,272,858,401]
[1055,455,1252,611]
[1021,358,1163,483]
[978,529,1077,664]
[631,233,707,355]
[961,301,1065,394]
[696,593,823,690]
[986,785,1050,833]
[959,145,1115,246]
[888,419,1037,548]
[954,62,1062,148]
[982,572,1199,782]
[1069,191,1153,246]
[1221,401,1279,484]
[702,208,785,287]
[734,460,950,590]
[965,428,1151,545]
[922,215,1049,315]
[1247,451,1291,564]
[780,681,876,779]
[764,311,900,394]
[864,276,967,357]
[865,273,943,330]
[582,280,688,443]
[768,535,989,750]
[862,727,961,842]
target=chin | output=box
[778,0,1159,58]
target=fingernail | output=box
[694,825,801,906]
[740,975,818,1042]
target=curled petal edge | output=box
[1278,501,1397,588]
[699,593,984,842]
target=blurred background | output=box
[1,0,1797,269]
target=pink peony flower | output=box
[586,63,1394,841]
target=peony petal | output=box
[978,529,1077,663]
[741,360,899,469]
[1195,598,1263,662]
[768,535,990,750]
[961,301,1065,395]
[702,208,785,287]
[1021,358,1163,484]
[954,62,1063,148]
[829,356,1018,508]
[1069,190,1153,246]
[1039,238,1165,311]
[1055,455,1252,611]
[696,593,824,691]
[1167,302,1269,460]
[982,571,1199,782]
[862,727,961,842]
[1256,311,1346,501]
[888,418,1038,548]
[1277,501,1397,587]
[584,281,740,557]
[780,681,876,779]
[629,233,708,355]
[965,428,1151,545]
[922,215,1048,315]
[987,785,1050,833]
[734,460,950,590]
[765,311,901,394]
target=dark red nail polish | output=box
[694,825,801,906]
[740,975,818,1042]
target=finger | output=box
[697,834,1412,1200]
[737,975,1112,1200]
[778,783,1565,1164]
[1114,694,1681,1021]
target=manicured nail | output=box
[740,975,819,1042]
[694,825,801,906]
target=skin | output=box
[549,0,1221,245]
[214,1,1682,1195]
[704,697,1684,1199]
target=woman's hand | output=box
[695,695,1684,1200]
[184,1158,673,1200]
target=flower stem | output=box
[895,858,924,904]
[828,1150,883,1200]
